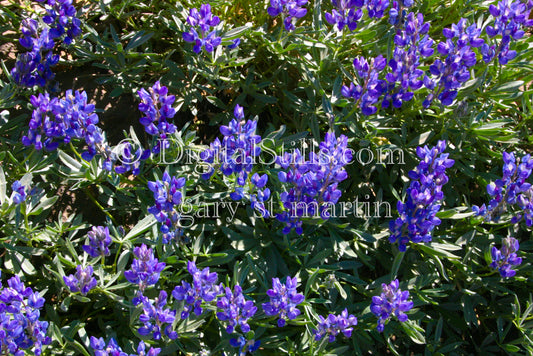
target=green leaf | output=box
[125,30,154,51]
[436,207,474,219]
[305,268,323,296]
[58,150,83,171]
[221,23,252,39]
[60,296,71,312]
[334,281,347,299]
[417,242,461,259]
[461,294,477,327]
[390,252,404,280]
[502,344,520,353]
[28,195,58,216]
[72,295,91,303]
[492,80,524,92]
[123,215,156,241]
[407,131,433,147]
[401,320,426,344]
[0,165,5,205]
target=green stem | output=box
[69,142,84,161]
[84,188,117,225]
[113,242,123,273]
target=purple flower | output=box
[90,337,161,356]
[325,0,364,32]
[262,276,304,327]
[423,18,484,107]
[83,226,112,258]
[230,336,261,355]
[342,55,387,115]
[11,29,58,89]
[482,0,533,64]
[10,181,27,205]
[216,284,257,334]
[389,140,455,251]
[473,152,533,226]
[276,132,352,234]
[172,261,220,319]
[370,279,413,332]
[124,244,166,304]
[183,4,222,53]
[313,308,358,342]
[63,265,98,296]
[57,89,104,161]
[138,290,178,340]
[201,105,270,217]
[138,81,177,154]
[147,172,187,243]
[39,0,82,44]
[22,89,107,162]
[22,93,64,151]
[0,274,51,356]
[113,142,150,176]
[388,0,414,25]
[89,337,124,356]
[366,0,390,19]
[382,12,434,109]
[490,237,522,277]
[11,0,81,88]
[135,341,161,356]
[268,0,308,31]
[228,38,241,49]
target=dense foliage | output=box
[0,0,532,354]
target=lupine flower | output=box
[366,0,390,19]
[147,172,187,243]
[313,308,358,342]
[262,276,304,327]
[138,81,177,154]
[490,237,522,277]
[268,0,308,31]
[10,181,27,205]
[172,261,220,319]
[90,337,124,356]
[114,142,150,176]
[325,0,364,32]
[230,336,261,355]
[276,132,352,234]
[22,89,107,162]
[183,4,223,53]
[342,55,387,115]
[22,93,65,151]
[138,290,178,340]
[63,265,98,296]
[11,0,81,88]
[11,22,58,89]
[135,341,161,356]
[482,0,533,64]
[57,89,105,161]
[388,0,414,25]
[200,105,270,217]
[382,12,434,109]
[202,105,261,181]
[423,18,484,107]
[39,0,82,45]
[90,337,161,356]
[473,152,533,226]
[0,274,51,356]
[124,244,166,304]
[83,226,112,258]
[370,279,413,332]
[389,140,455,251]
[216,284,257,334]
